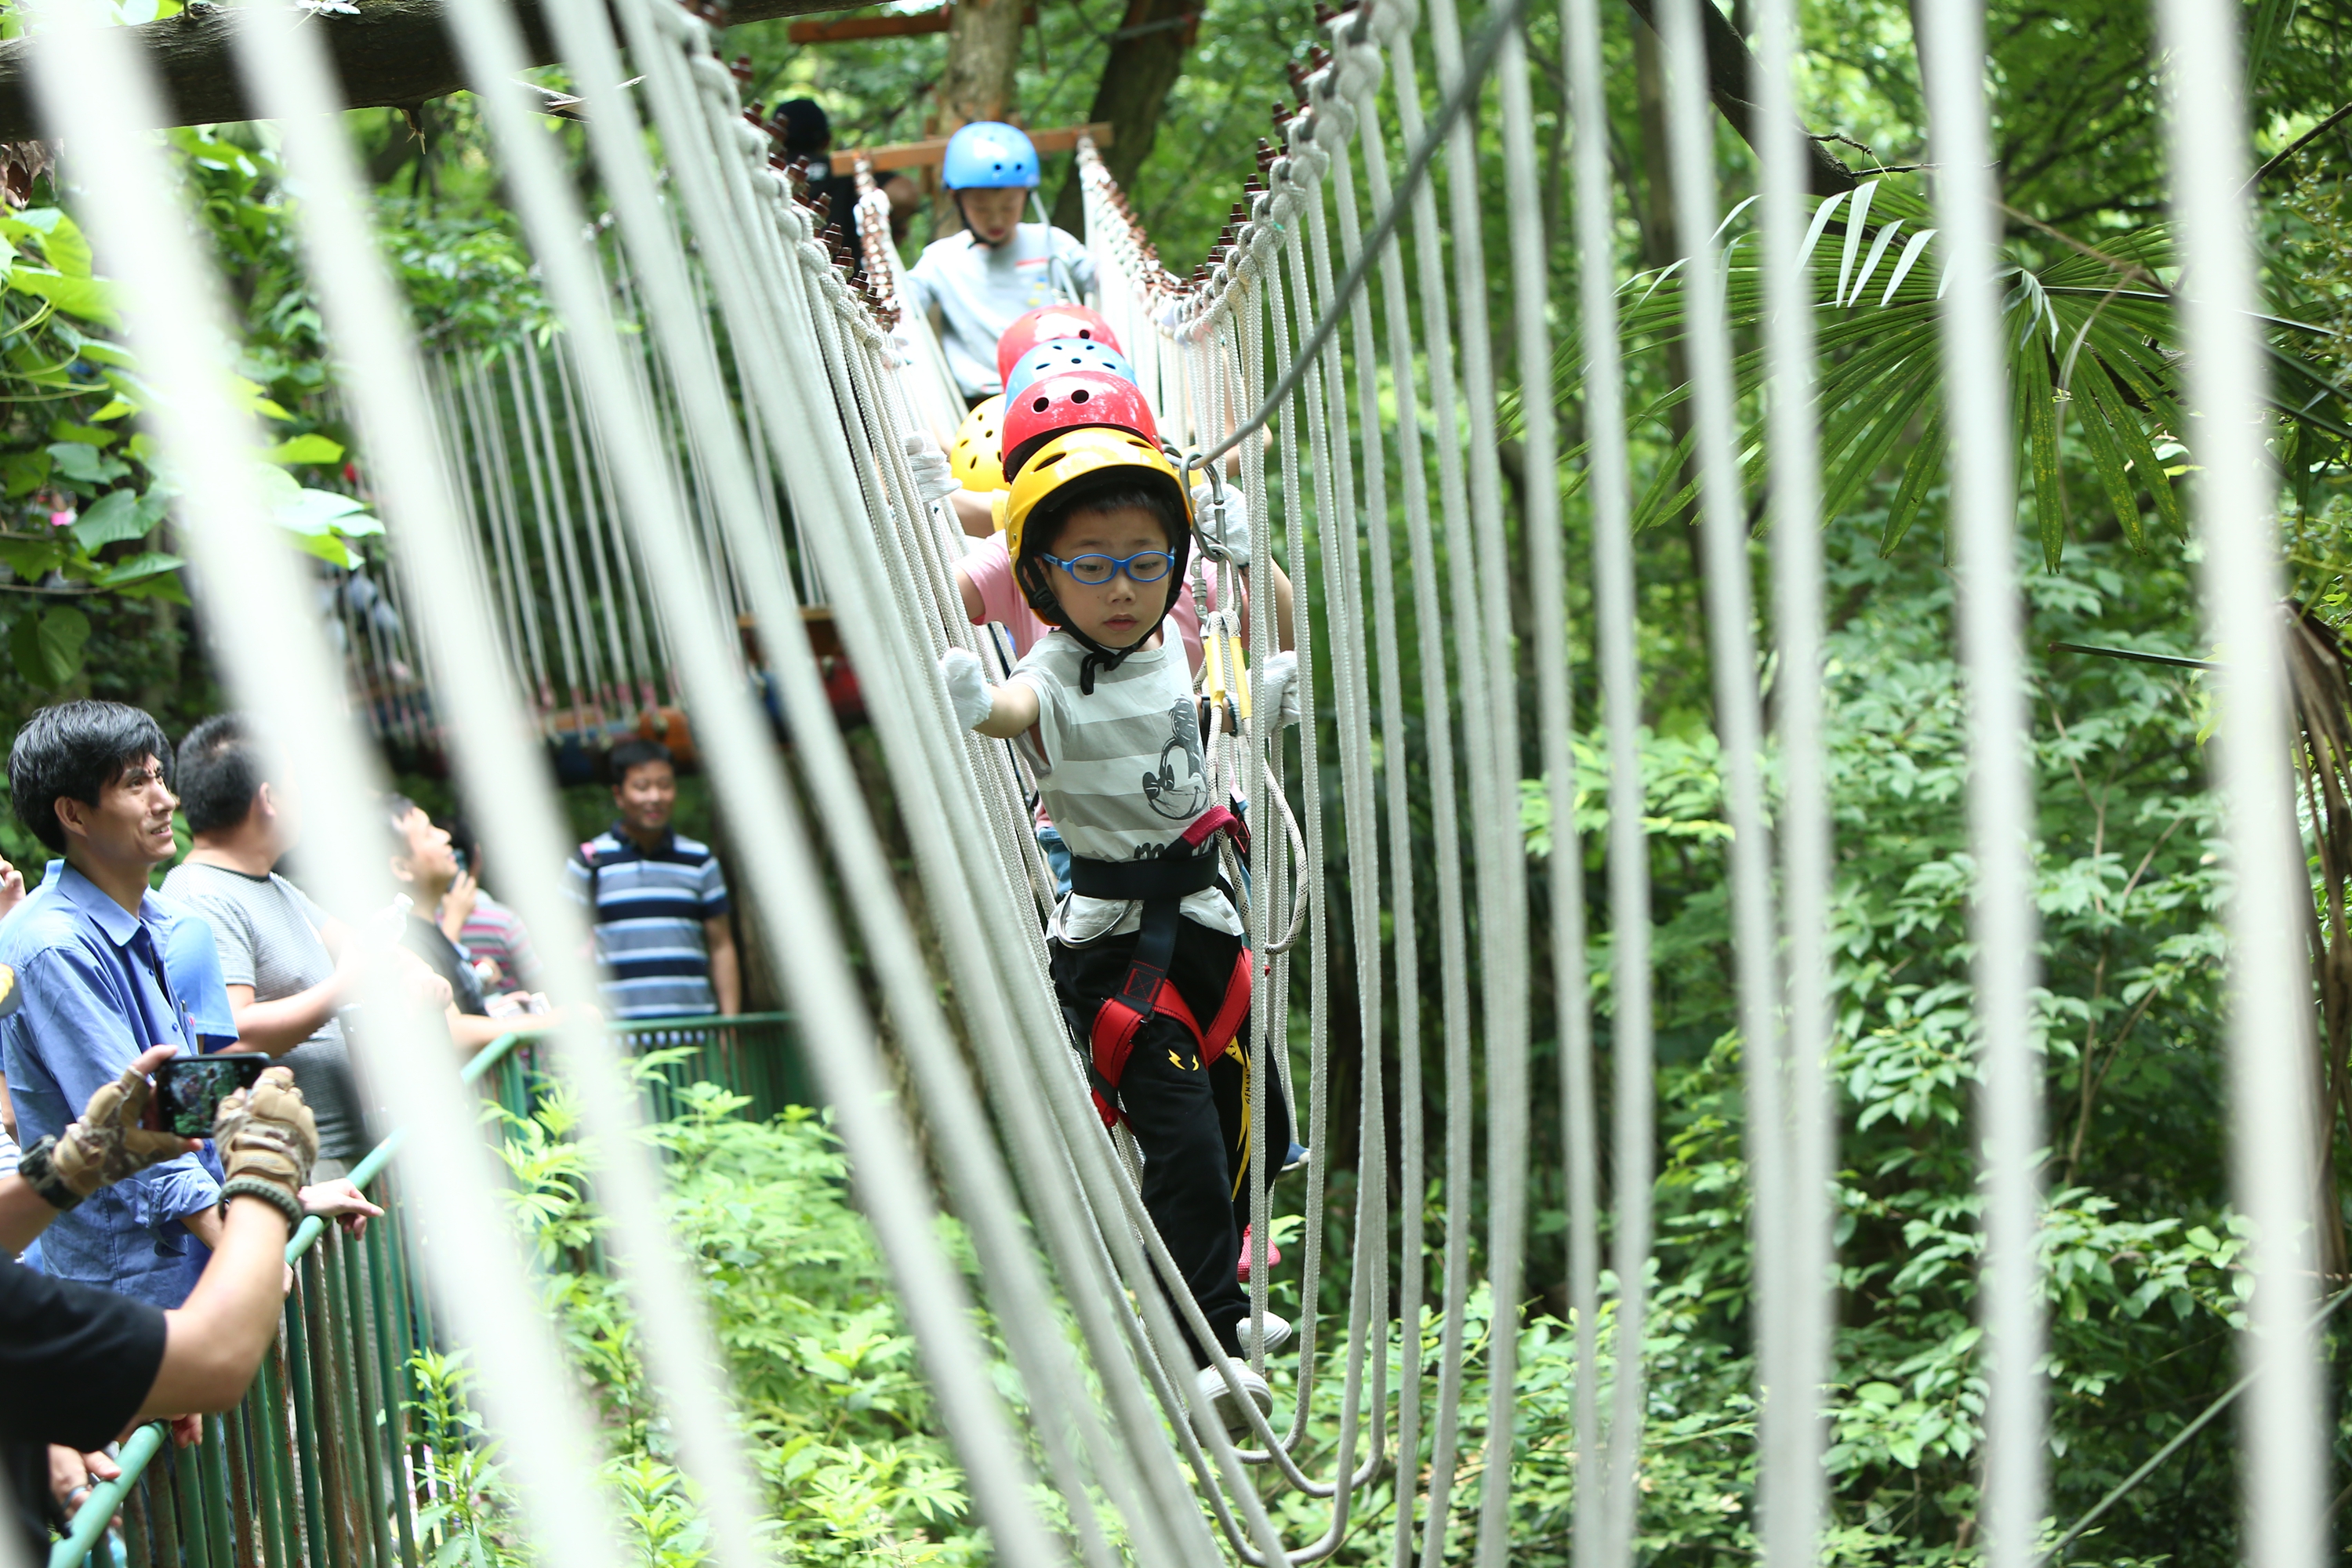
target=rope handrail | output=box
[1193,0,1525,468]
[46,1028,539,1568]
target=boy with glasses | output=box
[936,428,1301,1436]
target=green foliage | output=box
[453,1074,985,1564]
[0,131,386,711]
[408,1348,529,1568]
[1554,190,2352,570]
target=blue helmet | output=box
[943,122,1040,190]
[1004,339,1137,398]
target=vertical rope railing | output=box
[1557,1,1660,1563]
[2158,6,2327,1568]
[1749,1,1837,1564]
[1916,11,2046,1568]
[26,13,642,1568]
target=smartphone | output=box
[147,1053,270,1138]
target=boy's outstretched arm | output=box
[940,650,1040,739]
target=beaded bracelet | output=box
[16,1136,79,1211]
[219,1176,303,1232]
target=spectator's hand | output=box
[939,648,995,731]
[213,1066,318,1202]
[392,946,454,1011]
[49,1445,119,1519]
[439,869,478,943]
[299,1178,383,1239]
[1254,650,1302,728]
[30,1044,198,1206]
[0,856,24,920]
[168,1414,201,1449]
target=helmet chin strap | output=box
[1026,575,1176,696]
[954,192,1011,249]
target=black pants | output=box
[1051,920,1292,1369]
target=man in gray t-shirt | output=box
[162,717,370,1171]
[160,859,363,1166]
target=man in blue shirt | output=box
[5,858,238,1053]
[0,702,229,1307]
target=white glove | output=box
[885,328,916,369]
[1254,650,1302,727]
[903,431,959,505]
[939,648,996,730]
[1190,481,1253,563]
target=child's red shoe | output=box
[1236,1224,1281,1282]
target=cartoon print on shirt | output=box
[1142,697,1210,821]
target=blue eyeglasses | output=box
[1039,550,1176,586]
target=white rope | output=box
[1915,11,2046,1568]
[535,339,633,719]
[1560,0,1659,1561]
[504,351,590,720]
[1381,28,1484,1563]
[1483,8,1559,1563]
[30,11,641,1568]
[464,350,561,714]
[429,354,523,700]
[619,7,1316,1556]
[1312,56,1438,1568]
[522,346,614,722]
[1655,22,1795,1568]
[1748,2,1837,1565]
[2156,5,2325,1567]
[1309,41,1401,1534]
[438,5,1077,1562]
[554,331,663,713]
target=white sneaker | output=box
[1235,1315,1292,1358]
[1193,1363,1272,1436]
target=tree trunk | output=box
[1632,23,1708,602]
[1619,0,1857,196]
[931,0,1028,238]
[1046,0,1194,236]
[0,0,859,145]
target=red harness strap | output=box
[1087,949,1253,1127]
[1074,806,1250,1128]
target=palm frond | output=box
[1524,177,2352,566]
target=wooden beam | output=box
[0,0,862,145]
[789,4,1034,43]
[791,9,953,42]
[830,120,1109,174]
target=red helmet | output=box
[1001,370,1160,480]
[995,305,1124,389]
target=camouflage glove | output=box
[212,1067,318,1201]
[19,1063,193,1210]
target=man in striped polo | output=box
[565,739,739,1021]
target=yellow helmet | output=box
[949,395,1008,492]
[1003,426,1192,626]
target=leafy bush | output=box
[409,1070,982,1566]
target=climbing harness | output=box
[1070,803,1253,1128]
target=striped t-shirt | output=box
[563,827,731,1018]
[1010,632,1240,946]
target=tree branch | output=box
[1620,0,1857,197]
[0,0,857,145]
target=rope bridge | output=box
[15,0,2313,1565]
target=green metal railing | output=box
[481,1011,811,1127]
[50,1012,804,1568]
